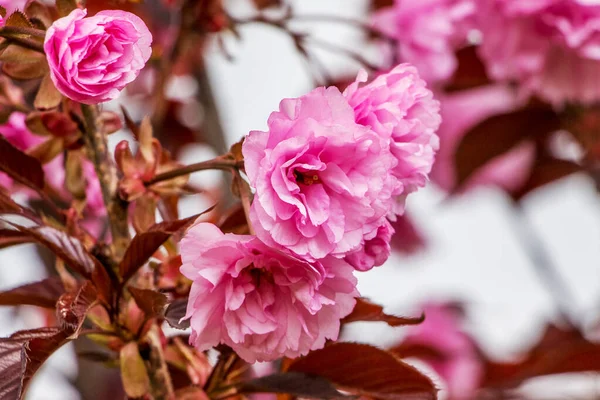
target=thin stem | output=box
[0,25,46,38]
[80,104,130,261]
[0,35,44,53]
[510,204,577,327]
[146,324,175,400]
[145,156,241,186]
[233,169,255,235]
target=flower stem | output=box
[145,156,242,186]
[80,104,130,260]
[146,324,175,400]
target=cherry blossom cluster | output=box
[180,65,441,362]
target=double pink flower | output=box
[182,65,441,362]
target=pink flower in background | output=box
[478,0,600,105]
[344,219,393,271]
[372,0,476,84]
[243,86,397,260]
[344,65,441,215]
[399,303,482,399]
[430,85,536,193]
[0,112,105,218]
[180,223,357,363]
[44,9,152,104]
[0,0,26,14]
[0,112,46,189]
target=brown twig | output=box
[80,104,130,261]
[146,324,175,400]
[145,156,241,186]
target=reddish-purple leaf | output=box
[0,327,70,400]
[164,298,189,330]
[55,281,98,337]
[512,158,582,200]
[0,135,45,190]
[9,223,100,278]
[445,46,491,92]
[288,342,437,400]
[0,228,33,249]
[483,325,600,388]
[454,107,560,188]
[0,277,64,308]
[239,372,347,399]
[343,298,425,327]
[128,287,168,318]
[120,208,215,284]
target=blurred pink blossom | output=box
[44,9,152,104]
[400,303,482,399]
[373,0,476,84]
[0,112,105,220]
[243,86,397,261]
[430,85,536,193]
[0,0,26,14]
[180,223,357,363]
[478,0,600,105]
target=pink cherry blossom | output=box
[344,219,393,271]
[0,0,26,14]
[343,64,441,215]
[400,303,482,399]
[179,222,357,363]
[243,86,397,260]
[478,0,600,105]
[430,85,536,193]
[373,0,476,84]
[44,9,152,104]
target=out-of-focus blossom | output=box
[0,112,105,220]
[0,112,49,189]
[373,0,476,84]
[180,223,358,363]
[344,219,394,271]
[0,0,26,14]
[430,85,535,193]
[478,0,600,106]
[243,86,397,260]
[44,9,152,104]
[399,303,482,399]
[344,64,441,215]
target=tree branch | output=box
[80,104,130,260]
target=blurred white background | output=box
[1,0,600,398]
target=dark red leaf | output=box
[0,135,44,190]
[512,158,582,200]
[0,228,33,249]
[218,203,249,234]
[0,327,70,399]
[238,372,347,399]
[164,298,189,330]
[370,0,393,10]
[120,208,215,284]
[445,47,491,92]
[455,106,560,188]
[128,287,168,318]
[0,277,64,308]
[343,298,425,327]
[56,281,98,337]
[288,342,437,400]
[482,325,600,388]
[251,0,281,9]
[9,223,100,278]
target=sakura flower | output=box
[343,64,441,215]
[373,0,476,84]
[344,219,394,271]
[180,223,358,362]
[478,0,600,106]
[397,303,482,399]
[44,9,152,104]
[243,86,397,260]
